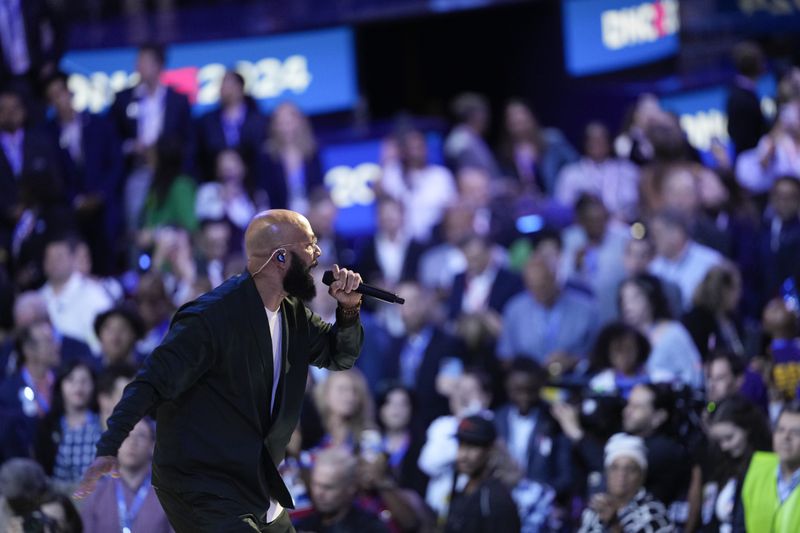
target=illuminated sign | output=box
[563,0,680,76]
[660,74,776,154]
[60,27,357,116]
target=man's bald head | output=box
[244,210,311,260]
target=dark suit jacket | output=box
[447,267,524,321]
[0,0,64,83]
[96,272,364,512]
[0,127,62,213]
[494,403,573,498]
[256,151,323,210]
[108,85,192,168]
[758,216,800,306]
[194,104,266,181]
[384,327,463,433]
[726,83,767,155]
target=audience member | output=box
[588,322,651,399]
[682,264,746,361]
[448,233,523,353]
[0,458,56,533]
[726,41,768,156]
[313,368,376,449]
[700,395,771,532]
[494,357,573,499]
[738,401,800,531]
[705,352,768,413]
[757,176,800,305]
[419,369,493,520]
[295,446,390,533]
[380,128,457,242]
[139,136,197,234]
[444,93,501,179]
[40,489,83,533]
[444,413,521,533]
[194,148,257,233]
[498,256,597,373]
[34,360,100,486]
[133,272,174,355]
[763,298,800,402]
[497,99,578,196]
[619,274,703,387]
[355,196,426,290]
[385,281,464,430]
[305,188,356,269]
[194,69,266,182]
[736,100,800,194]
[93,306,145,368]
[375,384,428,496]
[257,101,323,214]
[559,194,629,314]
[38,235,114,353]
[555,122,640,221]
[44,71,124,276]
[108,43,192,172]
[578,433,674,533]
[79,418,171,533]
[417,202,473,292]
[648,210,723,310]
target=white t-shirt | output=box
[264,305,284,522]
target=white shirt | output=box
[59,116,83,164]
[264,305,284,522]
[649,241,722,309]
[461,266,498,314]
[40,272,114,353]
[507,408,537,471]
[375,232,409,285]
[380,162,457,241]
[134,84,167,148]
[264,306,282,413]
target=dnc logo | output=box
[601,0,680,51]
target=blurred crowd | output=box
[1,8,800,531]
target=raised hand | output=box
[73,455,120,500]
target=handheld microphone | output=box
[322,270,405,305]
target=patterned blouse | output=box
[579,489,674,533]
[53,412,103,483]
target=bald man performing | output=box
[75,210,364,532]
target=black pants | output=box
[154,485,295,533]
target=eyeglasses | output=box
[275,237,320,253]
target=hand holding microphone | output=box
[322,267,405,305]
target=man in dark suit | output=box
[383,281,464,433]
[447,233,523,321]
[726,41,768,156]
[74,210,365,533]
[195,69,266,182]
[494,358,573,499]
[108,43,192,172]
[0,88,63,260]
[758,176,800,307]
[44,72,124,275]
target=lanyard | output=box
[115,475,151,533]
[20,368,51,414]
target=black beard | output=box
[283,251,316,301]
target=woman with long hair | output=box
[35,360,102,487]
[700,395,771,532]
[619,273,703,388]
[313,367,376,449]
[258,102,323,213]
[683,264,746,361]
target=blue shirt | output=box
[498,289,597,362]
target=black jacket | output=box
[96,272,364,512]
